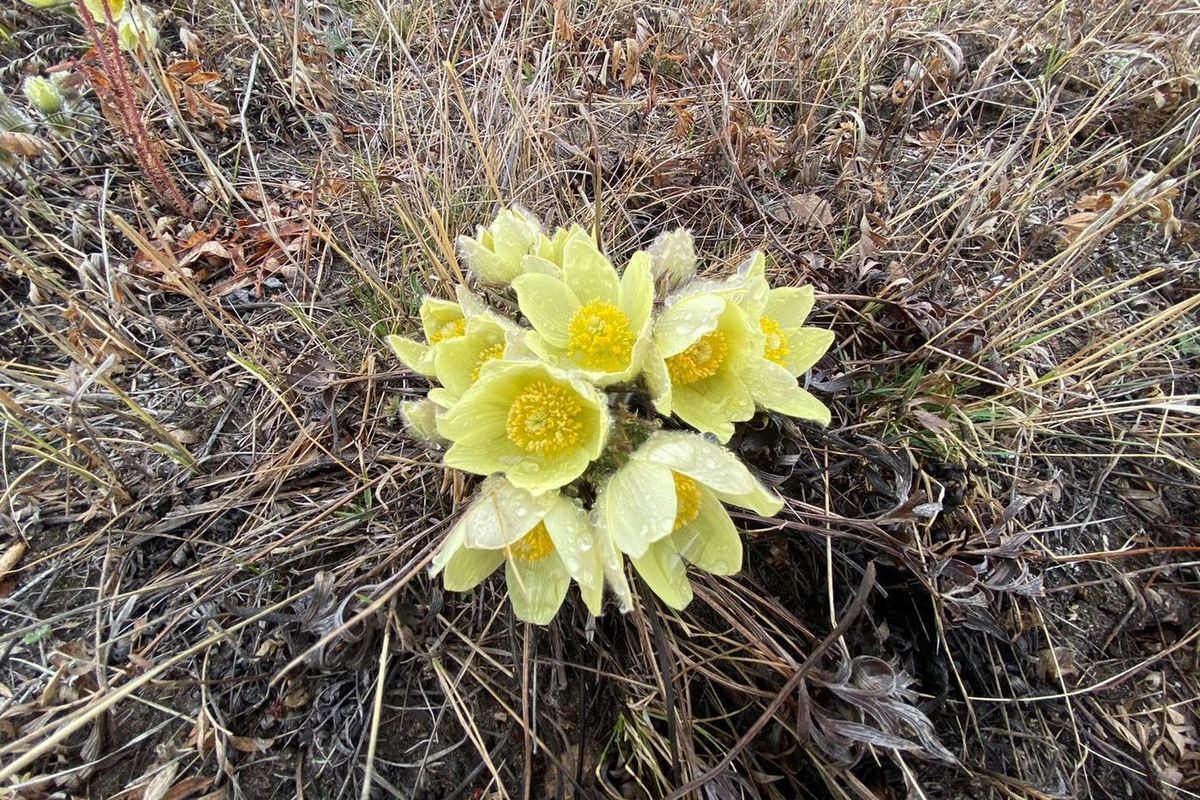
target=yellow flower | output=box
[735,253,834,425]
[512,227,654,385]
[423,290,528,406]
[457,206,543,285]
[386,296,465,377]
[437,361,610,494]
[600,431,783,609]
[643,291,762,443]
[431,477,604,623]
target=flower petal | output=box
[544,497,603,616]
[433,329,503,398]
[782,327,834,375]
[443,545,505,591]
[765,285,815,329]
[595,522,634,613]
[734,251,770,317]
[442,434,524,478]
[490,207,541,265]
[520,254,562,276]
[458,236,514,284]
[506,552,571,624]
[673,488,742,575]
[670,373,754,443]
[602,459,677,559]
[562,230,620,305]
[619,251,654,331]
[631,539,693,611]
[636,430,757,495]
[386,335,435,377]
[513,273,577,347]
[643,343,673,414]
[744,361,832,425]
[436,388,512,443]
[418,297,463,340]
[459,477,557,549]
[654,294,724,357]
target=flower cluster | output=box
[389,208,834,623]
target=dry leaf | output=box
[228,735,273,753]
[142,761,179,800]
[0,132,52,158]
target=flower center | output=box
[471,342,506,382]
[566,299,636,373]
[429,318,466,344]
[665,330,728,384]
[507,521,555,562]
[760,317,789,366]
[672,472,702,531]
[505,380,583,457]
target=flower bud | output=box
[647,227,697,290]
[22,77,64,117]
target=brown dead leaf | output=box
[1057,210,1098,245]
[162,777,216,800]
[228,735,273,753]
[774,193,833,229]
[142,761,179,800]
[0,132,52,158]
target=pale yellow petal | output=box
[562,230,619,305]
[596,523,634,613]
[513,273,577,347]
[643,343,673,414]
[654,294,724,357]
[635,430,757,495]
[782,327,834,375]
[631,539,693,610]
[670,371,755,443]
[744,361,831,425]
[386,334,435,377]
[400,399,443,443]
[602,459,676,558]
[520,254,562,276]
[490,206,541,265]
[443,545,505,591]
[506,552,571,624]
[544,497,603,615]
[418,297,463,341]
[458,236,514,284]
[765,286,815,329]
[673,488,742,575]
[459,477,556,550]
[619,251,654,331]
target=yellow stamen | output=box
[429,317,466,344]
[508,521,555,562]
[672,472,702,531]
[665,330,728,384]
[566,299,635,372]
[760,317,789,366]
[505,380,583,457]
[471,342,506,382]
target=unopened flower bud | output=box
[648,227,697,290]
[23,76,64,117]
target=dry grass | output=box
[1,0,1198,797]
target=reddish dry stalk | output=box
[75,0,190,217]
